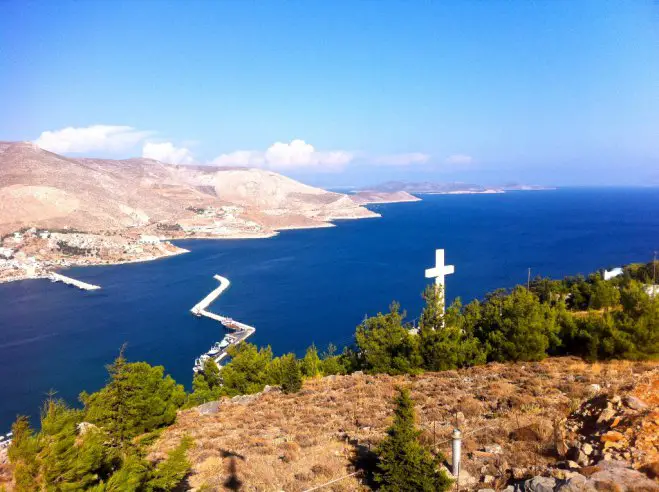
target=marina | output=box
[191,275,256,373]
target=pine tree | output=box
[7,416,40,492]
[145,436,192,491]
[375,388,452,491]
[301,344,321,377]
[280,353,303,393]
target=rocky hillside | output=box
[155,357,658,491]
[0,141,377,237]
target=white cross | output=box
[425,249,454,313]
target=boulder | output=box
[555,474,597,492]
[196,400,221,415]
[588,460,659,491]
[523,476,557,492]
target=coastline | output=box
[0,211,385,286]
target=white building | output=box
[0,247,14,259]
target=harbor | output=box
[49,272,101,290]
[191,274,255,373]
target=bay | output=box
[1,187,658,429]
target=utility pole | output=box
[527,267,531,290]
[654,251,657,286]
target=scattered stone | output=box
[477,489,496,492]
[484,444,503,454]
[567,460,580,470]
[512,467,530,479]
[596,406,616,424]
[624,395,648,411]
[483,474,495,484]
[600,430,624,443]
[581,443,593,455]
[588,384,601,395]
[352,371,364,376]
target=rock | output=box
[588,460,659,491]
[352,371,364,376]
[484,444,503,454]
[567,460,580,469]
[600,430,624,443]
[512,467,530,479]
[611,395,621,404]
[555,474,597,492]
[478,489,496,492]
[623,395,648,411]
[483,474,495,484]
[231,394,257,405]
[196,400,221,415]
[567,447,588,465]
[596,406,616,424]
[523,476,557,492]
[587,384,601,395]
[556,437,569,457]
[76,421,98,435]
[581,443,593,455]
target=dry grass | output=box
[154,357,658,491]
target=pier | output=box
[49,272,101,291]
[191,275,256,371]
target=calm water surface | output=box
[1,188,658,429]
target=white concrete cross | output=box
[425,249,455,313]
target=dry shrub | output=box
[311,463,334,478]
[279,441,301,463]
[460,396,484,418]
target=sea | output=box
[1,188,658,430]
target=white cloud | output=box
[445,154,474,165]
[212,139,353,171]
[142,141,194,165]
[372,152,430,166]
[34,125,152,154]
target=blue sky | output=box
[1,0,658,187]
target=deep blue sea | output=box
[1,188,658,430]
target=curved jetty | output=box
[49,272,101,290]
[190,275,255,372]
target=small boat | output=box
[193,354,211,373]
[207,342,223,356]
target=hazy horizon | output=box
[2,0,658,187]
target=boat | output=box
[193,354,211,373]
[207,341,223,356]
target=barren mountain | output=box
[0,141,377,237]
[0,141,378,283]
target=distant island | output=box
[364,180,555,195]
